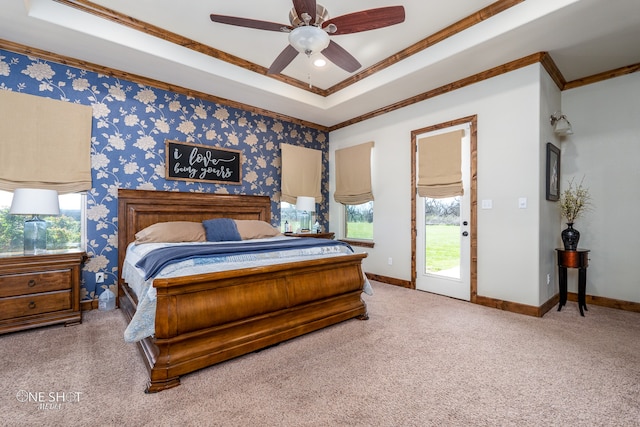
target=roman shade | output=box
[0,91,93,193]
[334,141,374,205]
[417,130,463,198]
[280,143,322,204]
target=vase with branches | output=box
[559,177,592,250]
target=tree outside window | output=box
[280,202,300,232]
[345,201,373,240]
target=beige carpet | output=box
[1,281,639,427]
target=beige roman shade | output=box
[334,141,374,205]
[280,143,322,204]
[0,90,93,193]
[417,130,463,198]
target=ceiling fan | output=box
[210,1,405,75]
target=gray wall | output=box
[329,64,640,307]
[560,72,640,303]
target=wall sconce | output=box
[9,188,60,254]
[295,196,316,232]
[550,111,573,136]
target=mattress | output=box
[121,236,372,342]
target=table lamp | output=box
[295,196,316,233]
[9,188,60,254]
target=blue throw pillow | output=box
[202,218,242,242]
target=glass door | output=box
[416,125,470,300]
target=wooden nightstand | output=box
[0,251,85,334]
[285,232,335,239]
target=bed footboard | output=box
[121,253,368,393]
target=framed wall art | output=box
[546,142,560,201]
[165,139,242,185]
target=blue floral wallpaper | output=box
[0,48,329,302]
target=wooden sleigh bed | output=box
[117,189,368,393]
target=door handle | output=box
[462,231,469,237]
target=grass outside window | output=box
[425,224,460,272]
[345,202,373,240]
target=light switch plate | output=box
[518,197,527,209]
[481,199,492,209]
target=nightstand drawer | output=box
[0,270,72,298]
[0,291,72,321]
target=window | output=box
[345,201,373,240]
[280,202,297,232]
[280,201,316,233]
[424,196,461,274]
[0,190,84,254]
[334,142,374,243]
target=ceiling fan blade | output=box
[268,44,299,74]
[292,0,317,22]
[322,6,405,35]
[322,40,361,73]
[210,14,291,32]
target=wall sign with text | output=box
[165,140,242,184]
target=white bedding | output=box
[122,236,372,342]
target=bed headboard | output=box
[117,189,272,286]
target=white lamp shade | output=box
[9,188,60,216]
[288,26,330,55]
[551,111,573,136]
[295,196,316,212]
[553,117,573,135]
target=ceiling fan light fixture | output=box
[212,4,405,75]
[288,25,330,56]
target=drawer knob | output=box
[28,301,36,309]
[28,279,37,287]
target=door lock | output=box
[462,231,469,236]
